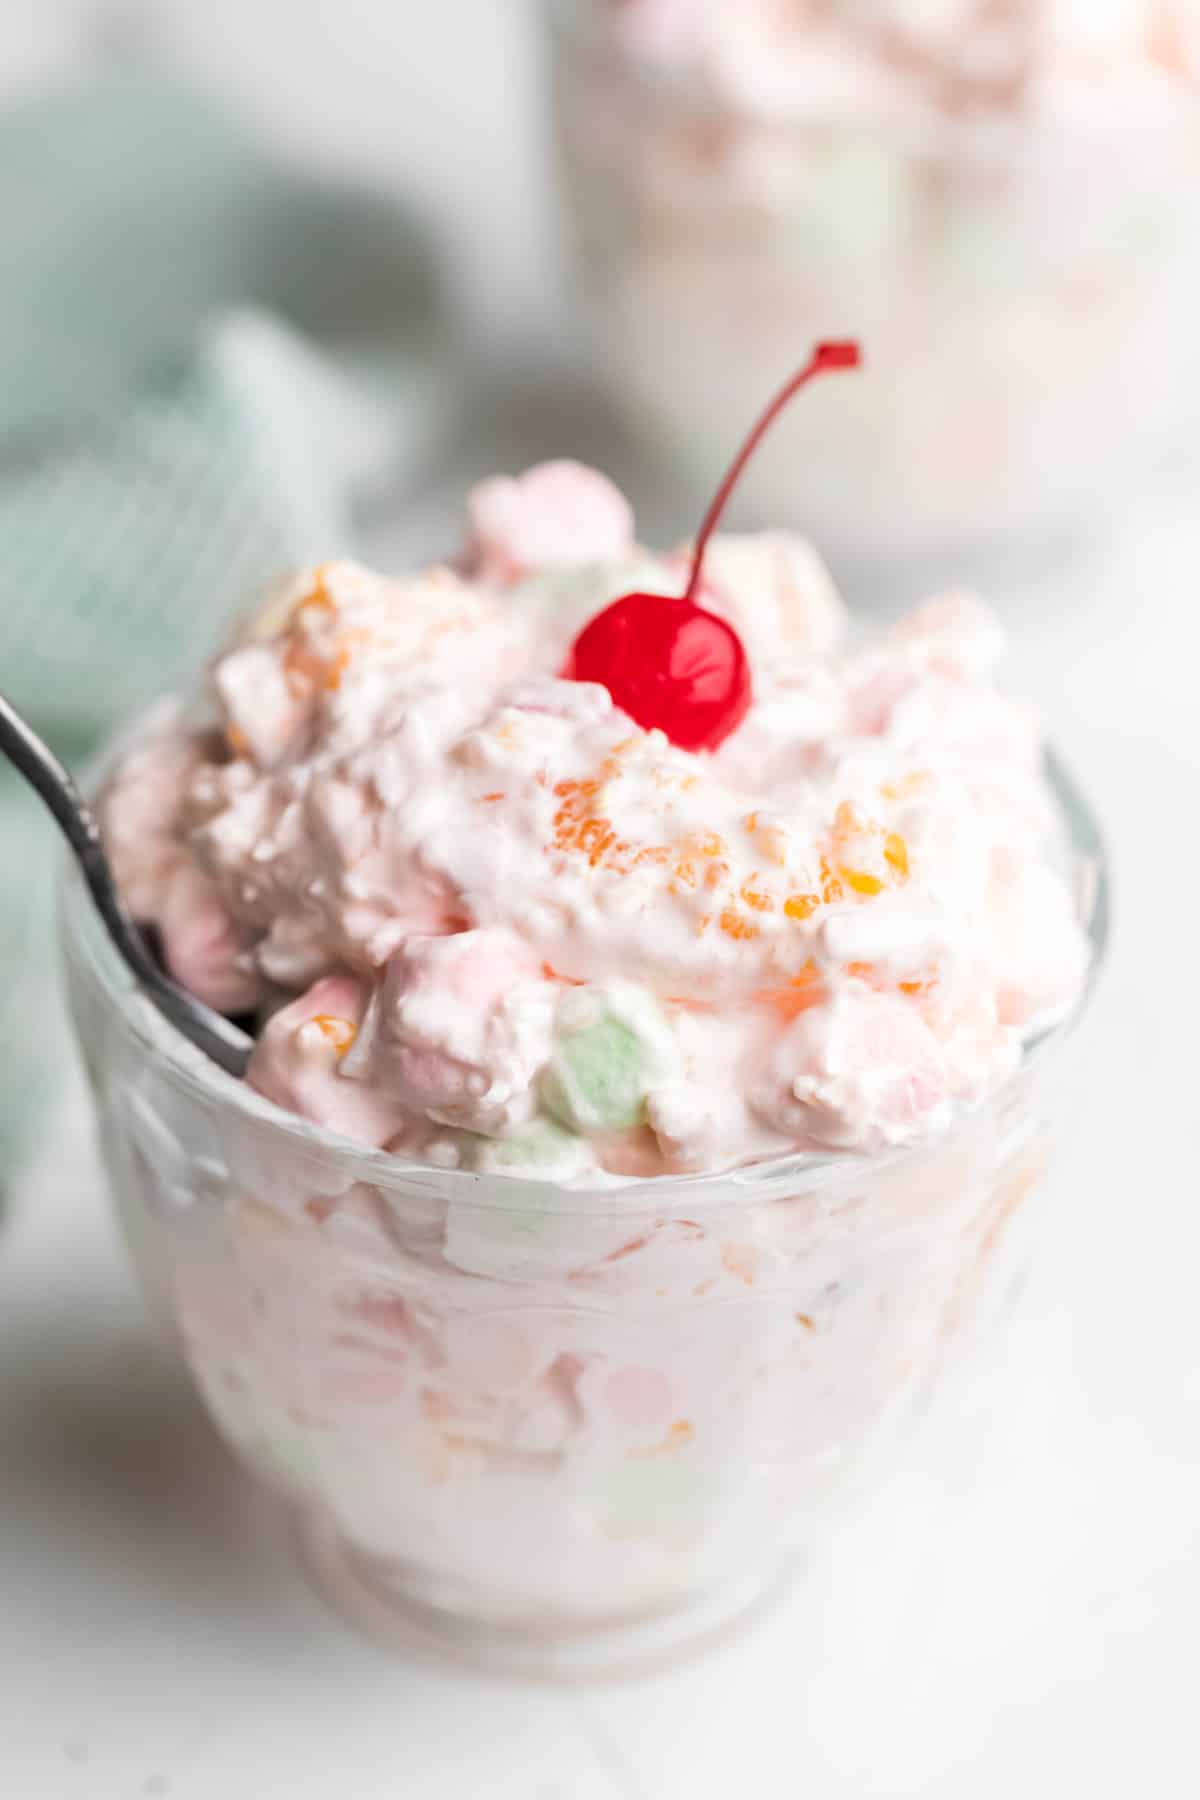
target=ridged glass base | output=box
[295,1508,793,1680]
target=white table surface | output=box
[3,486,1198,1800]
[4,5,1200,1794]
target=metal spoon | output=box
[0,690,251,1077]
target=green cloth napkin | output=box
[0,73,450,1178]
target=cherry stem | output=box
[682,341,863,608]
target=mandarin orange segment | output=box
[284,638,351,693]
[312,1015,357,1055]
[720,1244,758,1285]
[820,856,845,903]
[746,810,790,865]
[298,588,336,615]
[880,771,931,803]
[842,868,885,897]
[283,642,322,687]
[297,564,336,615]
[827,804,912,898]
[629,1418,696,1459]
[542,962,586,986]
[740,883,773,913]
[547,764,832,918]
[758,959,825,1021]
[884,831,911,881]
[324,644,352,691]
[576,819,610,857]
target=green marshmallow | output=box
[541,1014,647,1134]
[595,1459,714,1541]
[446,1119,595,1270]
[473,1116,591,1180]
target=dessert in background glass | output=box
[63,404,1106,1672]
[549,0,1200,562]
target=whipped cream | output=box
[102,462,1090,1176]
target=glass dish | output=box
[59,746,1107,1675]
[549,0,1200,568]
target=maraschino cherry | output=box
[566,341,862,752]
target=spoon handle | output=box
[0,691,250,1077]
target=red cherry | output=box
[566,340,862,751]
[570,591,750,752]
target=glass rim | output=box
[59,737,1109,1212]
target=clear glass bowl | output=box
[549,0,1200,567]
[59,750,1107,1676]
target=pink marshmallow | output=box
[213,643,310,767]
[845,656,920,737]
[988,863,1091,1028]
[160,864,260,1015]
[848,596,1005,737]
[101,724,212,919]
[327,1342,409,1406]
[841,991,949,1128]
[247,975,406,1147]
[889,592,1007,682]
[603,1366,674,1429]
[681,533,847,658]
[442,1318,538,1392]
[466,461,635,586]
[345,929,549,1134]
[754,988,951,1152]
[394,928,541,1013]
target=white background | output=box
[2,3,1199,1796]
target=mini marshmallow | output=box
[467,461,635,586]
[247,975,404,1146]
[160,863,260,1016]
